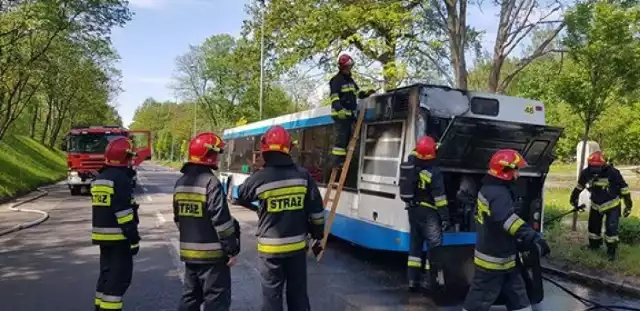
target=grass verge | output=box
[154,160,183,170]
[0,135,66,201]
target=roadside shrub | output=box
[619,216,640,245]
[543,205,567,230]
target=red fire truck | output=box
[61,125,152,195]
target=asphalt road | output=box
[1,163,640,311]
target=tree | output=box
[556,2,640,230]
[487,0,565,92]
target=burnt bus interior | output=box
[369,84,563,233]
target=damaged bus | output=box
[219,83,563,302]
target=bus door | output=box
[130,130,152,166]
[357,120,407,227]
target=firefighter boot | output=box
[606,243,617,261]
[582,234,602,251]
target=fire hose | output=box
[541,205,640,311]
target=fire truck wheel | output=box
[70,186,81,196]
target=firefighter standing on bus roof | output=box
[462,149,550,311]
[235,125,325,311]
[570,151,632,261]
[329,54,375,168]
[91,137,140,311]
[174,132,241,311]
[399,136,450,294]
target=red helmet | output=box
[261,125,292,154]
[105,137,135,167]
[588,151,606,167]
[338,54,354,70]
[414,136,437,160]
[488,149,528,181]
[187,132,225,166]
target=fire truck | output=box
[61,125,152,195]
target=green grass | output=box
[544,224,640,277]
[154,160,183,170]
[0,135,67,201]
[549,162,577,174]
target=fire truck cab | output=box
[61,125,152,195]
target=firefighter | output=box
[570,151,632,261]
[399,136,450,293]
[174,132,241,311]
[91,137,140,311]
[462,149,551,311]
[235,125,325,311]
[329,54,375,167]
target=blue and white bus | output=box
[219,83,563,289]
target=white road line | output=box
[143,187,149,192]
[145,195,153,202]
[169,238,185,283]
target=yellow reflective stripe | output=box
[91,185,114,194]
[311,218,324,225]
[117,214,134,224]
[95,298,101,306]
[258,186,307,200]
[424,260,430,271]
[330,93,339,101]
[130,243,139,249]
[341,86,356,93]
[589,233,601,240]
[435,195,448,207]
[330,109,352,119]
[257,240,306,254]
[179,249,224,259]
[474,256,516,270]
[419,171,432,183]
[621,187,631,195]
[175,192,206,202]
[594,197,621,212]
[331,147,346,156]
[92,233,126,241]
[100,301,123,310]
[407,261,421,268]
[418,201,436,209]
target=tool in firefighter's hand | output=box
[624,205,632,218]
[317,100,367,262]
[546,204,586,224]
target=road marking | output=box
[145,195,153,202]
[169,238,185,283]
[143,187,149,192]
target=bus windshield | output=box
[67,133,126,154]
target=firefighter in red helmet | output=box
[462,149,550,311]
[570,150,631,261]
[235,125,325,311]
[329,54,375,168]
[399,136,449,294]
[174,132,240,311]
[91,137,140,311]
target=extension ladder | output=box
[316,104,366,262]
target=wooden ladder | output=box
[316,105,366,262]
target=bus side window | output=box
[300,126,328,183]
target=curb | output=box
[0,188,51,236]
[541,263,640,298]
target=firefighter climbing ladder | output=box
[316,104,367,262]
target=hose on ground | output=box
[542,275,640,311]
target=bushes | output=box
[543,205,569,230]
[619,216,640,245]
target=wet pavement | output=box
[1,163,640,310]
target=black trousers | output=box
[179,262,231,311]
[407,207,442,287]
[331,116,354,161]
[462,268,531,311]
[259,252,310,311]
[587,205,621,249]
[95,244,133,311]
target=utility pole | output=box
[192,101,197,137]
[170,134,175,161]
[259,0,265,120]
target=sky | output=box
[110,1,538,127]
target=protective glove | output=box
[534,238,550,257]
[130,243,139,256]
[575,204,586,212]
[624,206,632,218]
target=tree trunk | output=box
[29,105,38,138]
[572,121,592,231]
[41,102,53,144]
[445,0,469,89]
